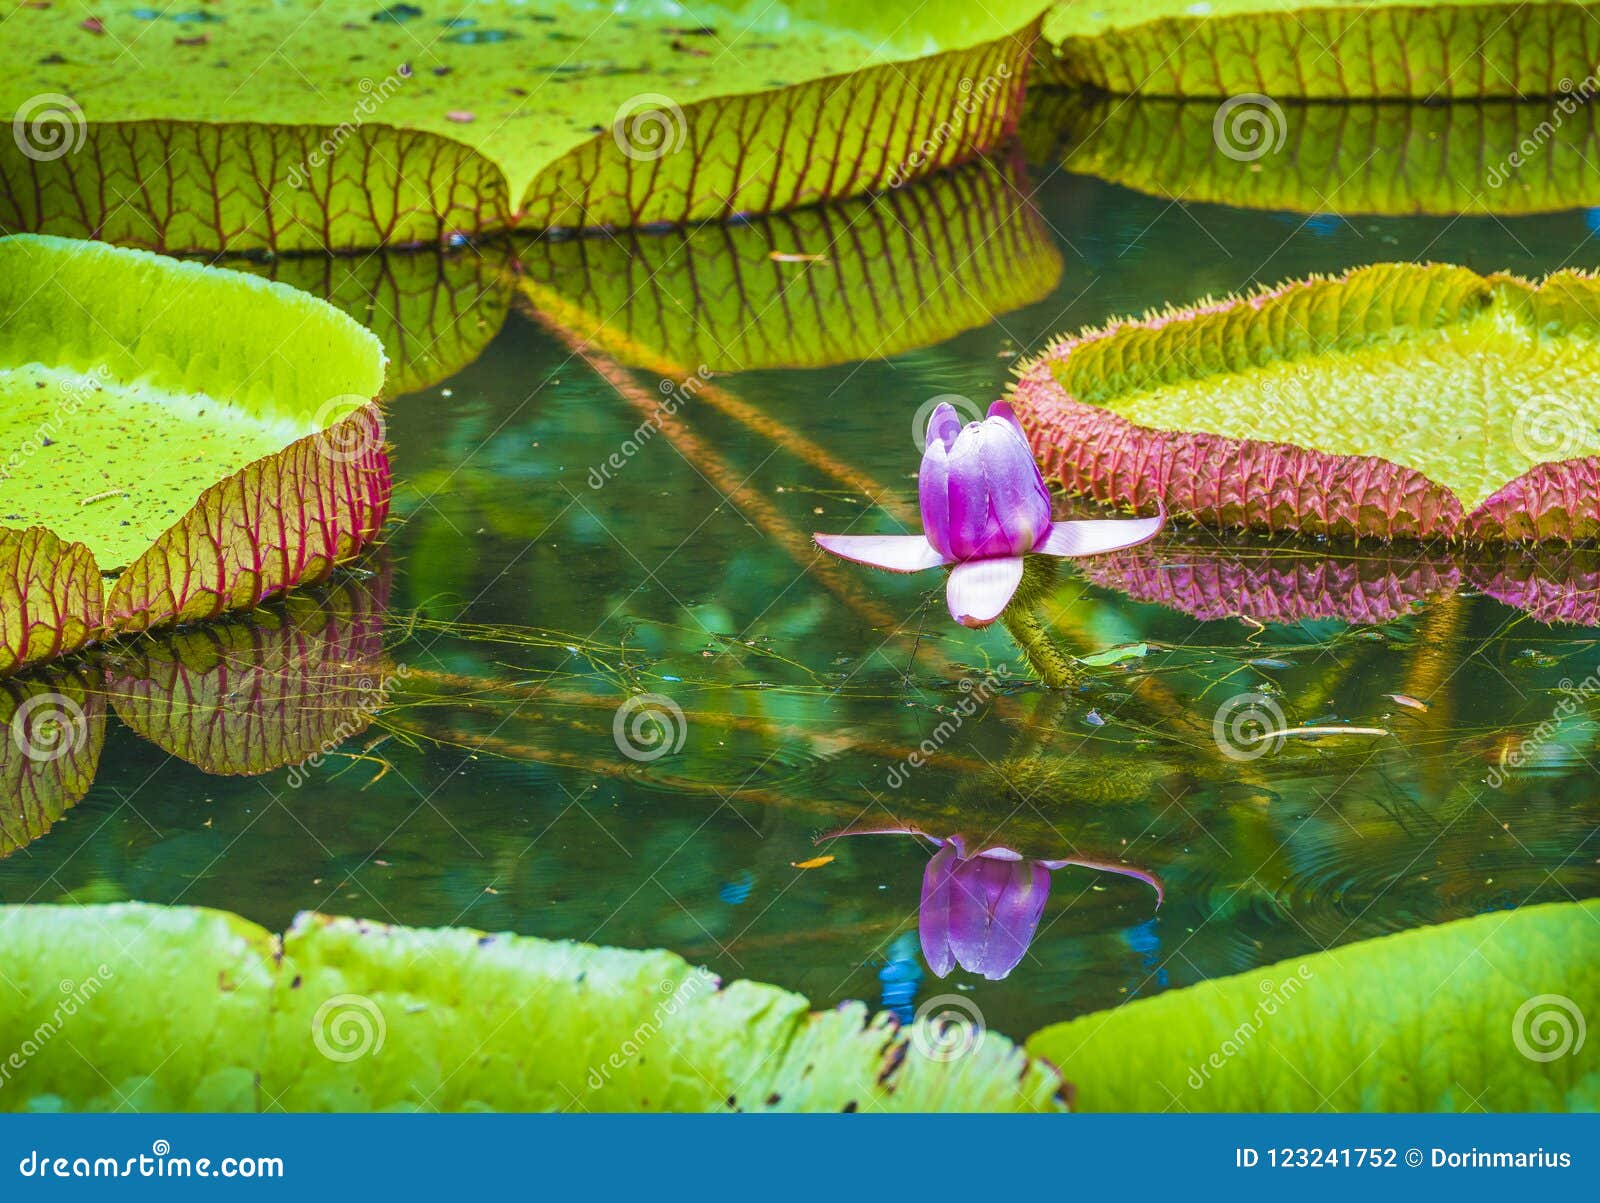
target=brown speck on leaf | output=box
[80,16,104,33]
[217,971,236,993]
[671,38,711,56]
[176,34,208,45]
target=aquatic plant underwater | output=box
[0,0,1596,1122]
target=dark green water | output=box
[4,131,1598,1046]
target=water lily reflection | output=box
[837,828,1162,981]
[814,400,1163,627]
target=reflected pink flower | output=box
[828,824,1162,981]
[814,401,1163,627]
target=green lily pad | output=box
[0,903,274,1112]
[1028,899,1600,1111]
[0,233,388,671]
[518,159,1061,373]
[0,0,1040,252]
[1037,92,1600,216]
[1040,0,1600,98]
[0,904,1065,1112]
[1011,261,1600,541]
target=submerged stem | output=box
[1002,606,1088,689]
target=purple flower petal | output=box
[980,416,1052,555]
[945,857,1050,981]
[942,423,992,556]
[1034,509,1165,558]
[946,556,1024,627]
[919,437,954,558]
[813,533,948,573]
[919,842,960,978]
[987,399,1027,442]
[925,402,963,451]
[1039,856,1165,907]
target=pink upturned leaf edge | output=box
[0,403,390,677]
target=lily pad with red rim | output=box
[0,233,389,675]
[1011,262,1600,542]
[0,0,1042,253]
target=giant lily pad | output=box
[1011,262,1600,541]
[1039,0,1600,98]
[1028,898,1600,1111]
[0,903,1065,1112]
[0,234,388,672]
[1035,92,1600,216]
[0,0,1040,253]
[518,159,1061,372]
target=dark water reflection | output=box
[2,135,1597,1046]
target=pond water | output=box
[4,132,1598,1046]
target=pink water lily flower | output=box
[814,400,1164,627]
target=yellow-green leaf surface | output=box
[1041,0,1600,97]
[1040,92,1600,216]
[0,233,388,667]
[0,904,1065,1112]
[518,160,1061,372]
[1028,900,1600,1111]
[1014,262,1600,540]
[0,903,275,1112]
[0,0,1041,252]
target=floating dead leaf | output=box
[790,854,835,870]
